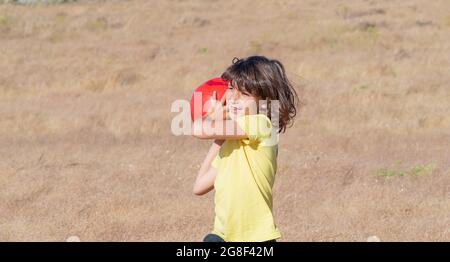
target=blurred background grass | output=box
[0,0,449,241]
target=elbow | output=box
[192,185,206,196]
[192,131,208,140]
[193,190,204,196]
[192,133,204,139]
[192,180,210,196]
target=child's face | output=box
[225,83,259,119]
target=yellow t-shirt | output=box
[211,114,281,242]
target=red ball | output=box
[190,77,228,121]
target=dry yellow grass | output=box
[0,0,449,241]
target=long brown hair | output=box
[221,56,299,133]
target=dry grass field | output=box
[0,0,449,241]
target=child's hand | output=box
[205,91,228,121]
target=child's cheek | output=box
[243,100,258,115]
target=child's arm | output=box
[191,91,248,140]
[193,139,224,195]
[192,118,247,140]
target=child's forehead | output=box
[226,79,256,96]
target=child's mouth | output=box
[229,105,241,114]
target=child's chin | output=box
[229,111,242,120]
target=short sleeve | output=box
[236,114,273,144]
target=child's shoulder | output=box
[237,113,271,124]
[236,114,275,144]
